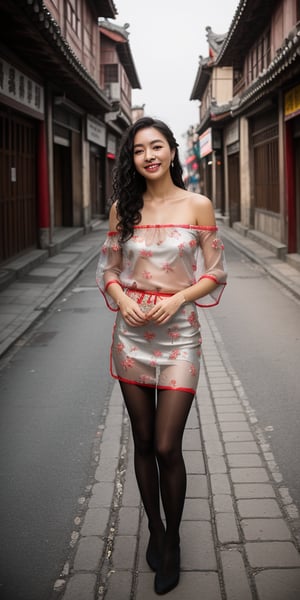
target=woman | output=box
[96,116,227,595]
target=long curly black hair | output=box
[111,116,186,242]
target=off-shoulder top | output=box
[96,224,227,311]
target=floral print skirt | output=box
[110,289,202,394]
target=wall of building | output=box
[44,0,100,86]
[212,67,233,104]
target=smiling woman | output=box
[133,129,175,179]
[96,116,227,595]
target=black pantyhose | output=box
[119,381,194,572]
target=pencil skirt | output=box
[110,289,202,394]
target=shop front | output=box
[86,115,106,219]
[0,57,46,262]
[199,128,223,212]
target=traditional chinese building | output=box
[191,0,300,265]
[190,26,232,213]
[0,0,118,263]
[99,19,141,202]
[218,0,300,264]
[0,0,141,269]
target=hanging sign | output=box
[0,58,44,117]
[199,129,212,158]
[284,85,300,121]
[86,116,106,147]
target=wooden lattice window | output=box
[103,64,118,84]
[252,124,279,213]
[67,0,80,36]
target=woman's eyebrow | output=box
[133,138,164,148]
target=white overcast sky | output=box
[113,0,239,153]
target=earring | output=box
[171,161,174,168]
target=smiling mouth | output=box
[145,163,160,171]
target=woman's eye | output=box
[153,145,162,150]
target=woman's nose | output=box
[145,148,155,161]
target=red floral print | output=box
[168,327,180,342]
[144,330,156,342]
[178,243,185,256]
[121,356,135,370]
[189,364,197,376]
[211,238,225,250]
[142,270,152,280]
[188,311,197,326]
[162,262,173,273]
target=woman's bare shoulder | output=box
[188,192,216,226]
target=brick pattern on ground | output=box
[54,310,300,600]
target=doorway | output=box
[53,143,72,226]
[0,107,37,261]
[294,138,300,253]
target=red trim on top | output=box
[133,224,218,231]
[97,286,119,312]
[107,224,218,235]
[126,287,173,298]
[195,277,227,308]
[199,274,223,285]
[104,279,122,291]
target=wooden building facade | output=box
[191,0,300,265]
[0,0,140,265]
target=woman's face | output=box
[133,126,175,180]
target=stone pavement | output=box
[0,224,108,359]
[53,310,300,600]
[219,223,300,304]
[1,221,300,599]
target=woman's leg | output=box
[155,389,194,573]
[119,382,165,553]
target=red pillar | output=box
[37,120,50,230]
[285,120,296,253]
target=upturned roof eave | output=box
[217,0,276,66]
[100,20,141,89]
[196,103,232,135]
[190,61,211,100]
[116,42,141,89]
[7,0,113,112]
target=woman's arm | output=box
[103,203,147,325]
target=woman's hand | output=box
[146,293,186,325]
[118,296,147,327]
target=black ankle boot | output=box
[154,545,180,595]
[146,535,161,572]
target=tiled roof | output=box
[232,22,300,113]
[5,0,116,112]
[217,0,276,67]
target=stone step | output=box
[286,252,300,273]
